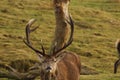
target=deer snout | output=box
[45,66,52,72]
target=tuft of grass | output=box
[9,59,38,73]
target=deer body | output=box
[40,51,80,80]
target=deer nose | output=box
[46,66,52,71]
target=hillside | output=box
[0,0,120,80]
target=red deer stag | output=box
[0,16,81,80]
[23,16,81,80]
[114,39,120,73]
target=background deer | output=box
[0,16,81,80]
[114,39,120,73]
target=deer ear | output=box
[37,54,45,62]
[55,53,66,62]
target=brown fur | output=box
[57,51,81,80]
[40,51,81,80]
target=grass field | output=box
[0,0,120,80]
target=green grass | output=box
[0,0,120,80]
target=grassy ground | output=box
[0,0,120,80]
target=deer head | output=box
[23,16,74,80]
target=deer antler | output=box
[23,19,46,57]
[0,19,46,80]
[53,15,74,56]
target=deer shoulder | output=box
[57,51,81,80]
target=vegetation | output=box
[0,0,120,80]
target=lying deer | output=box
[114,39,120,74]
[0,16,81,80]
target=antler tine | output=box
[53,15,74,55]
[25,19,40,44]
[66,15,74,44]
[40,40,45,54]
[23,19,46,56]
